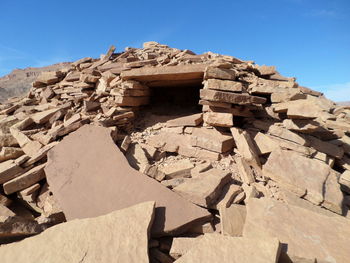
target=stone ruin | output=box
[0,41,350,262]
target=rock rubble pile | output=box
[0,41,349,262]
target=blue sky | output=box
[0,0,349,101]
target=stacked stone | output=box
[0,41,349,262]
[0,42,239,239]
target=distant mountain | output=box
[0,62,71,103]
[338,101,350,106]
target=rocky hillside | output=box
[0,42,349,262]
[339,101,350,106]
[0,63,70,102]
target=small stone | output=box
[3,164,46,195]
[254,132,279,155]
[220,204,246,237]
[191,128,234,153]
[234,156,255,185]
[31,108,60,124]
[83,101,100,112]
[159,159,194,179]
[0,160,24,184]
[166,113,203,127]
[125,143,149,171]
[203,112,233,127]
[215,184,243,209]
[203,79,243,92]
[173,168,231,208]
[204,67,237,80]
[0,147,24,162]
[231,128,261,167]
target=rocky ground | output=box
[0,42,349,262]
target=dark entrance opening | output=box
[147,83,203,116]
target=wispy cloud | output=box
[313,82,350,102]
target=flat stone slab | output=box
[120,64,206,87]
[0,202,155,263]
[191,128,234,153]
[243,198,350,263]
[3,163,46,194]
[45,125,211,236]
[200,89,266,105]
[173,168,231,208]
[166,113,203,127]
[174,233,281,263]
[263,149,332,205]
[220,204,246,237]
[203,79,243,92]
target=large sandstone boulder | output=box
[243,198,350,263]
[0,201,155,263]
[263,148,343,212]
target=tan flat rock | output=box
[286,100,326,119]
[45,125,211,236]
[125,143,149,171]
[0,147,24,162]
[231,127,261,167]
[0,134,18,147]
[234,156,255,184]
[0,160,24,184]
[243,198,350,263]
[339,170,350,192]
[170,236,203,259]
[322,170,343,214]
[220,204,246,237]
[267,124,307,146]
[203,79,243,92]
[173,168,231,208]
[174,233,281,263]
[254,132,279,155]
[256,65,276,76]
[263,149,330,205]
[214,183,243,209]
[306,135,344,159]
[121,64,206,87]
[204,67,237,80]
[166,113,203,127]
[0,201,155,263]
[31,108,60,124]
[203,112,233,127]
[158,159,194,179]
[148,132,220,161]
[3,163,46,195]
[191,127,234,153]
[200,89,266,105]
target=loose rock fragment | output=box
[0,202,155,263]
[173,168,231,208]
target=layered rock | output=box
[0,41,348,262]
